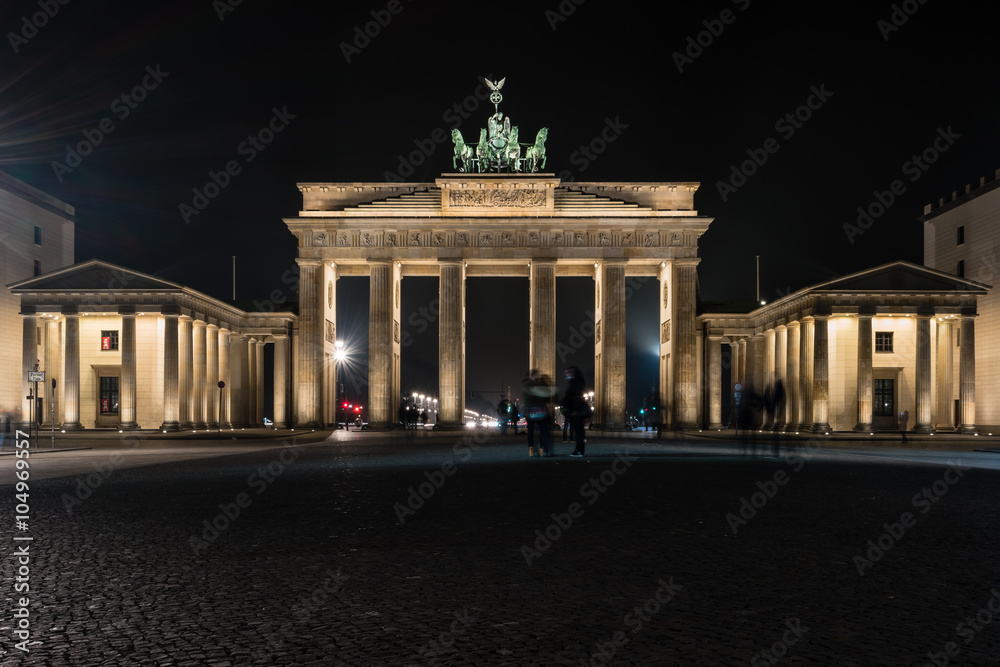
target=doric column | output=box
[62,310,82,429]
[119,309,138,430]
[43,318,60,426]
[160,312,180,431]
[240,336,251,427]
[811,314,831,433]
[438,260,466,429]
[21,311,37,430]
[855,313,874,432]
[763,328,775,428]
[774,326,787,430]
[935,319,954,430]
[206,324,219,428]
[367,260,394,428]
[296,259,323,427]
[179,315,193,429]
[192,321,207,429]
[248,337,258,426]
[786,322,801,430]
[218,329,232,428]
[958,315,976,432]
[706,334,723,429]
[229,333,245,427]
[674,261,699,429]
[254,339,264,426]
[530,259,557,383]
[801,318,814,429]
[749,333,765,429]
[273,334,289,428]
[595,261,627,428]
[915,315,933,433]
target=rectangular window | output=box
[101,330,119,351]
[34,226,41,245]
[875,331,893,353]
[957,225,965,245]
[100,376,119,414]
[33,259,41,276]
[957,260,965,278]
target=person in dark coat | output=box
[522,370,555,457]
[562,366,589,457]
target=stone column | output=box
[786,322,801,430]
[254,339,264,426]
[229,334,245,427]
[179,316,193,429]
[43,318,60,426]
[62,311,82,429]
[811,314,831,433]
[915,315,933,433]
[596,262,627,428]
[763,329,775,428]
[273,334,289,428]
[240,336,251,428]
[438,260,466,429]
[21,311,37,430]
[296,259,323,427]
[706,334,723,429]
[530,260,557,383]
[248,337,258,426]
[206,324,219,428]
[774,326,787,430]
[674,261,699,429]
[801,318,814,429]
[160,313,180,431]
[119,310,138,430]
[192,321,207,429]
[855,313,873,432]
[935,320,954,430]
[219,329,232,428]
[750,333,765,429]
[958,316,976,432]
[367,260,394,428]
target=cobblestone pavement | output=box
[2,430,1000,666]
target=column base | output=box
[180,422,194,430]
[854,423,873,432]
[706,423,724,430]
[119,422,140,431]
[811,422,832,433]
[160,421,181,431]
[193,422,208,430]
[957,425,979,434]
[914,425,935,434]
[61,422,84,431]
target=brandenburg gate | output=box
[284,79,713,429]
[284,174,713,429]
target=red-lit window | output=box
[101,330,119,351]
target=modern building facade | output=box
[0,170,75,426]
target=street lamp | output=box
[334,340,346,428]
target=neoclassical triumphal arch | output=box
[284,174,713,429]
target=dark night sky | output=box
[2,0,997,416]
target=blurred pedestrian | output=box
[522,369,555,457]
[498,397,510,435]
[563,366,589,457]
[899,410,909,443]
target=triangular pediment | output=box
[7,259,183,292]
[811,261,989,293]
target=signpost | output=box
[217,381,225,437]
[733,382,743,438]
[27,370,44,447]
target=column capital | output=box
[192,319,207,329]
[786,320,801,329]
[296,258,324,268]
[206,322,219,331]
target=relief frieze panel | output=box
[309,228,674,248]
[449,189,546,207]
